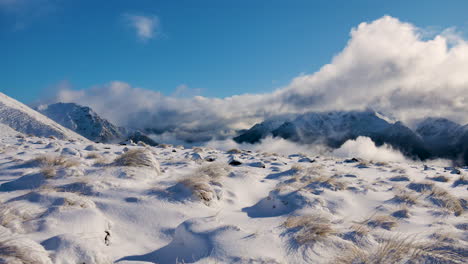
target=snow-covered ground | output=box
[0,133,466,263]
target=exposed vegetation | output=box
[284,214,335,245]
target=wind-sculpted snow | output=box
[0,132,466,263]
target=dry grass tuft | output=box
[179,178,216,203]
[175,163,230,204]
[350,223,371,237]
[227,148,242,154]
[85,152,101,159]
[0,229,52,264]
[94,156,111,166]
[284,214,335,245]
[40,167,57,179]
[453,174,468,187]
[113,149,159,170]
[390,188,419,206]
[427,186,464,216]
[32,155,79,168]
[290,164,305,172]
[333,235,465,264]
[360,214,398,230]
[30,155,80,178]
[195,162,231,180]
[303,174,348,192]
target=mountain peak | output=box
[37,102,123,143]
[0,92,87,141]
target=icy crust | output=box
[0,134,466,263]
[0,92,87,141]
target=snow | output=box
[37,102,123,143]
[0,92,88,142]
[0,132,466,263]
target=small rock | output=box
[344,158,359,163]
[228,157,242,166]
[204,156,216,162]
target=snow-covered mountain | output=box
[37,103,124,143]
[416,117,468,164]
[0,92,87,141]
[235,111,430,160]
[233,115,295,144]
[37,102,160,146]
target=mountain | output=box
[233,115,294,144]
[416,117,468,163]
[122,131,158,146]
[0,92,87,141]
[271,111,391,147]
[37,103,123,143]
[235,110,430,160]
[374,121,431,160]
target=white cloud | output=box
[332,136,407,163]
[124,14,159,41]
[204,136,328,156]
[50,16,468,142]
[279,16,468,125]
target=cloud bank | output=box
[52,16,468,142]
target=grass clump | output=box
[179,178,217,203]
[0,233,53,264]
[360,214,398,231]
[113,149,160,172]
[195,162,230,180]
[226,148,242,154]
[290,164,305,172]
[85,152,101,159]
[427,186,464,216]
[452,174,467,187]
[32,155,79,168]
[171,163,230,205]
[284,214,335,245]
[30,154,80,178]
[389,188,419,206]
[40,167,57,179]
[333,235,465,264]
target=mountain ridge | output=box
[0,92,87,141]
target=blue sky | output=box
[1,0,468,103]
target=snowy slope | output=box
[0,133,466,263]
[0,123,22,137]
[0,92,88,141]
[37,102,123,143]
